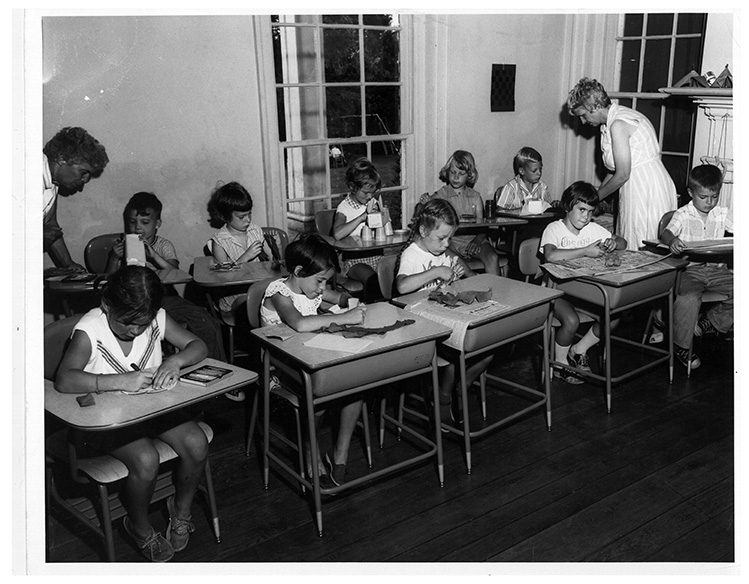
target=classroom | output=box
[22,8,737,574]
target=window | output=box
[615,13,707,196]
[271,14,408,237]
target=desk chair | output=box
[262,227,289,262]
[244,279,372,477]
[84,233,121,274]
[44,316,221,561]
[314,209,365,297]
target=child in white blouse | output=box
[261,233,366,488]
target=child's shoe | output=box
[675,346,701,369]
[553,367,585,385]
[225,388,246,402]
[123,516,174,562]
[324,452,346,487]
[694,315,718,337]
[567,350,592,374]
[166,496,195,552]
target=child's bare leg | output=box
[478,243,501,276]
[110,438,161,537]
[333,399,364,466]
[439,363,456,405]
[465,354,494,388]
[158,421,209,518]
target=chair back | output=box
[44,315,82,381]
[376,254,398,300]
[84,233,121,274]
[518,237,543,282]
[315,209,336,236]
[246,278,276,329]
[262,227,289,261]
[658,211,676,238]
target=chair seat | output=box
[337,277,364,295]
[47,422,214,484]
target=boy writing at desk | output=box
[106,192,226,364]
[659,164,733,370]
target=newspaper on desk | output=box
[405,288,510,350]
[541,250,669,280]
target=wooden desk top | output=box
[455,217,528,234]
[494,209,563,222]
[642,239,733,262]
[321,232,410,252]
[572,257,687,288]
[192,256,287,287]
[391,273,562,324]
[45,359,258,430]
[250,302,450,371]
[45,266,192,292]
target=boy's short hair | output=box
[560,180,598,212]
[688,164,723,193]
[125,191,163,219]
[43,126,109,176]
[513,147,542,175]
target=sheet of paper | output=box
[303,333,373,354]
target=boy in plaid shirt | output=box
[660,164,733,369]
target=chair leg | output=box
[227,326,235,364]
[203,458,221,543]
[479,372,487,420]
[292,408,307,494]
[97,484,117,562]
[245,385,259,456]
[641,309,655,344]
[360,402,373,467]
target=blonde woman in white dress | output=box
[568,77,677,250]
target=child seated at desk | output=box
[55,266,210,562]
[332,157,386,301]
[421,150,507,277]
[105,191,226,363]
[659,164,733,370]
[260,233,366,487]
[206,181,269,312]
[494,146,555,212]
[394,198,494,427]
[540,181,627,384]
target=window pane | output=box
[662,154,690,198]
[326,86,362,138]
[366,86,400,135]
[642,39,671,91]
[380,190,403,230]
[279,87,323,141]
[620,40,641,92]
[362,14,397,26]
[372,140,402,188]
[323,28,360,82]
[677,13,706,34]
[273,25,319,84]
[322,15,358,25]
[662,96,695,153]
[673,37,704,84]
[364,29,400,81]
[284,145,328,234]
[623,14,644,36]
[646,13,674,35]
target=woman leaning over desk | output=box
[567,77,677,250]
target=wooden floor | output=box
[45,311,734,566]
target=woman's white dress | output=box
[600,103,677,250]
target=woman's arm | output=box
[55,331,153,393]
[332,210,367,240]
[597,120,634,201]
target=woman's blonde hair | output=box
[567,77,611,112]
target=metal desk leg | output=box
[431,352,444,487]
[543,312,552,430]
[604,293,612,414]
[262,351,271,489]
[301,375,324,538]
[458,352,472,474]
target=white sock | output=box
[555,343,571,363]
[572,327,599,355]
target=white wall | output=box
[43,15,267,271]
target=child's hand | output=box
[247,239,264,261]
[584,240,606,258]
[598,238,617,253]
[153,360,180,390]
[452,262,466,280]
[419,192,433,205]
[465,242,481,257]
[432,266,454,285]
[669,237,686,255]
[120,370,154,392]
[140,236,155,260]
[110,239,125,259]
[341,305,367,325]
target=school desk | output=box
[45,266,194,318]
[249,302,450,536]
[642,239,733,267]
[191,256,288,288]
[391,273,563,474]
[494,209,562,253]
[542,257,687,413]
[320,231,410,253]
[453,215,527,235]
[45,358,258,430]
